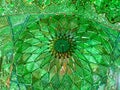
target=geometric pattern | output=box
[0,0,120,90]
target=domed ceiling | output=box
[0,0,120,90]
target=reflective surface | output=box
[0,0,120,90]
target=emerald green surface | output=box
[0,0,120,90]
[54,39,70,53]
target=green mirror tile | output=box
[0,0,120,90]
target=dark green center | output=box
[54,39,70,53]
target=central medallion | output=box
[49,32,76,59]
[54,39,71,53]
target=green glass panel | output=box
[0,0,120,90]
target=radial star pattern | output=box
[0,0,120,90]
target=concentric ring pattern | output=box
[9,15,119,90]
[0,0,120,90]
